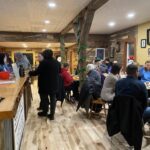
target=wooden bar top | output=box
[0,78,27,120]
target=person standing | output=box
[29,49,60,120]
[36,52,44,110]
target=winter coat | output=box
[29,58,59,94]
[76,70,101,112]
[56,75,65,105]
[107,95,144,150]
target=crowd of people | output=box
[77,57,150,150]
[0,50,150,149]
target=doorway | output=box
[126,42,135,65]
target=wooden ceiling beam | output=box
[0,32,60,42]
[61,0,109,35]
[88,0,109,10]
[0,32,109,47]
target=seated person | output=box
[61,63,79,101]
[61,63,73,89]
[101,64,121,102]
[14,52,31,70]
[139,60,150,82]
[77,64,101,112]
[0,53,13,73]
[115,64,150,123]
[105,58,113,73]
[94,57,101,72]
[113,64,150,149]
[99,60,108,74]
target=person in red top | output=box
[61,63,79,102]
[61,63,73,87]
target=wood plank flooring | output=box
[20,81,150,150]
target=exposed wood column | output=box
[77,9,95,82]
[61,0,109,83]
[60,35,66,64]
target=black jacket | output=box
[76,78,101,111]
[56,75,65,105]
[106,95,143,150]
[29,58,59,94]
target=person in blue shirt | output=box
[139,60,150,82]
[0,53,13,73]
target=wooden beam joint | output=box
[61,0,109,35]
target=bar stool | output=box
[89,98,107,118]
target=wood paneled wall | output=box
[109,26,138,70]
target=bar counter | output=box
[0,77,32,150]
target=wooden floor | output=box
[20,81,150,150]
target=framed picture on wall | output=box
[141,39,146,48]
[147,29,150,45]
[95,48,105,60]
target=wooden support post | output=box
[60,35,66,64]
[73,9,95,83]
[78,9,95,83]
[61,0,109,84]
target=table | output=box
[73,75,79,81]
[0,77,32,150]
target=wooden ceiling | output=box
[0,0,150,48]
[0,0,149,34]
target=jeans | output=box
[40,93,56,116]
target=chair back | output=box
[107,95,143,149]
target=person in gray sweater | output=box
[101,64,121,102]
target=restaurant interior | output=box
[0,0,150,150]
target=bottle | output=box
[19,65,25,77]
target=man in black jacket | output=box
[115,64,147,110]
[29,49,60,120]
[108,64,148,150]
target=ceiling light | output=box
[108,22,116,27]
[47,43,51,47]
[44,20,50,24]
[127,13,135,19]
[48,2,56,8]
[42,29,47,32]
[22,43,28,48]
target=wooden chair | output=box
[89,98,107,118]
